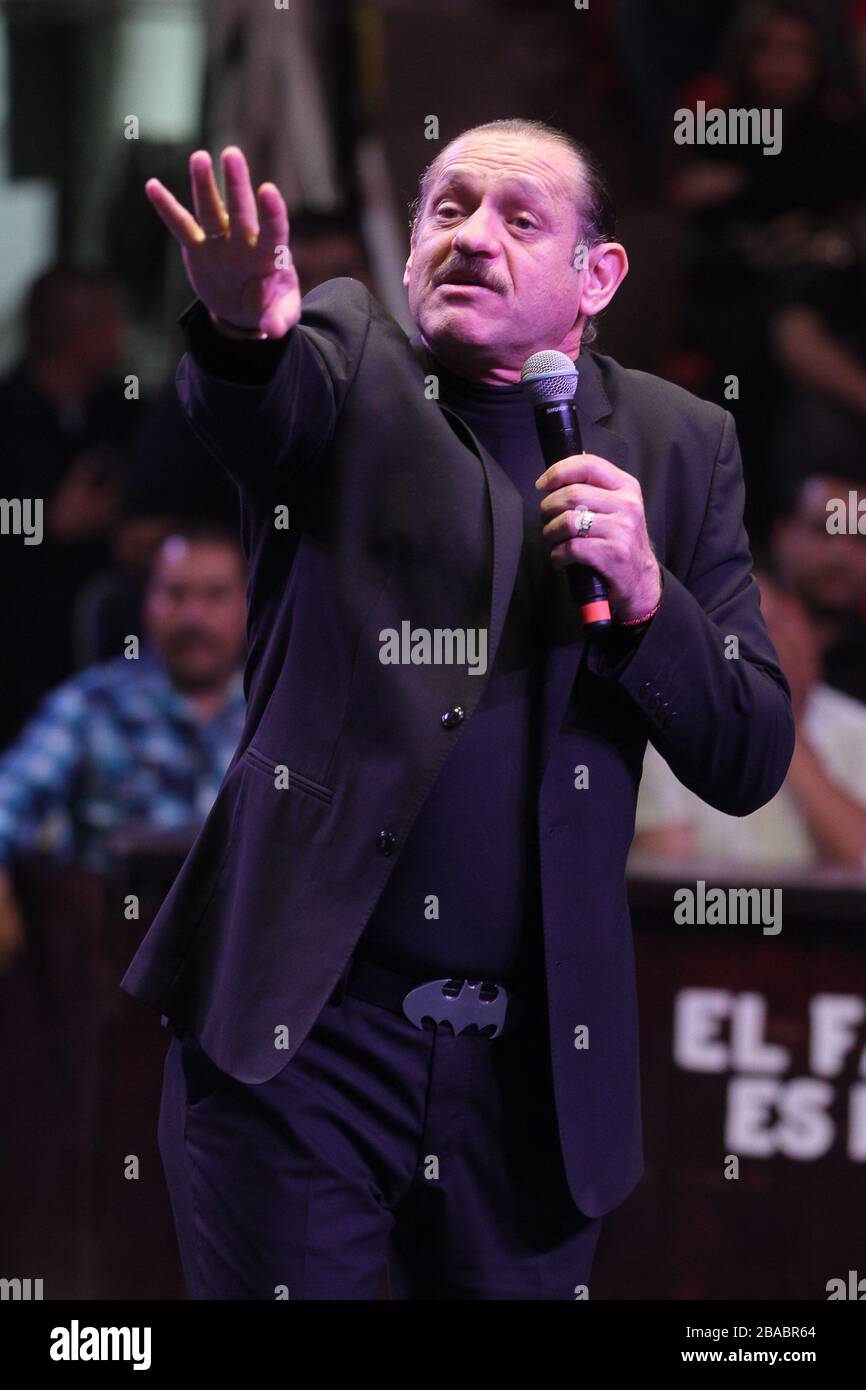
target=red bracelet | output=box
[616,597,662,627]
[616,567,664,627]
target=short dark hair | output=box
[775,460,866,521]
[24,263,120,356]
[408,118,616,344]
[722,0,829,106]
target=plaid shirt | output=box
[0,646,245,873]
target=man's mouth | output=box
[436,277,495,291]
[434,266,500,291]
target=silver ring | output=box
[574,505,596,537]
[205,229,227,240]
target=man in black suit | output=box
[122,118,795,1299]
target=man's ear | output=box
[579,242,629,320]
[403,226,416,290]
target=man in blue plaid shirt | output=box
[0,522,247,967]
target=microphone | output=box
[521,349,612,629]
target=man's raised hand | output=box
[145,146,301,339]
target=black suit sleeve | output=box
[586,409,795,816]
[172,280,373,497]
[179,297,299,385]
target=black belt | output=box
[331,954,536,1039]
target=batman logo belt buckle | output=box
[402,978,510,1039]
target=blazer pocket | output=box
[179,1032,224,1108]
[242,743,334,804]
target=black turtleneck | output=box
[357,351,557,983]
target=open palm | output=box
[145,145,301,338]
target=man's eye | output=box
[435,205,461,219]
[512,216,536,231]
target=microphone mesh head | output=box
[520,349,579,405]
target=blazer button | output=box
[441,706,465,729]
[376,830,398,856]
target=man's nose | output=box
[452,207,500,257]
[175,597,210,624]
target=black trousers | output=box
[158,963,602,1299]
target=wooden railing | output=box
[2,849,864,1299]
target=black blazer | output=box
[121,279,794,1217]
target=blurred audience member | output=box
[770,468,866,703]
[617,0,742,167]
[632,573,866,869]
[288,208,376,294]
[670,0,862,259]
[769,201,866,484]
[0,264,147,748]
[666,0,865,542]
[116,374,240,575]
[0,524,247,969]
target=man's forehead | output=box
[154,539,239,574]
[426,134,579,203]
[799,476,842,512]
